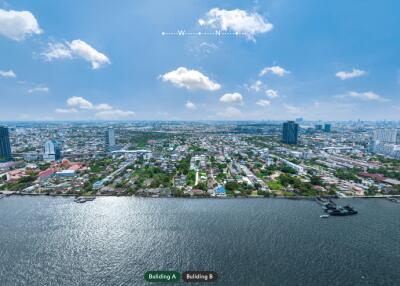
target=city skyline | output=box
[1,0,400,121]
[1,2,400,285]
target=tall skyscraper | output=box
[0,126,12,161]
[324,124,331,132]
[105,128,116,152]
[282,121,299,145]
[43,140,62,162]
[372,129,397,144]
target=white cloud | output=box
[265,89,278,98]
[259,66,289,77]
[42,39,110,69]
[66,96,121,112]
[256,99,270,107]
[96,103,113,110]
[69,40,110,69]
[249,80,263,92]
[41,42,73,61]
[336,69,366,80]
[55,108,78,114]
[219,92,243,103]
[199,8,273,40]
[0,9,42,41]
[216,107,242,118]
[28,86,49,93]
[94,109,135,120]
[185,101,197,110]
[347,91,383,101]
[0,70,16,78]
[161,67,221,91]
[67,96,94,109]
[58,97,134,119]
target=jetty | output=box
[316,197,358,216]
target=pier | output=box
[316,197,358,216]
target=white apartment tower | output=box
[105,128,116,152]
[372,129,397,144]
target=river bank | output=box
[2,190,399,200]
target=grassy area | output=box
[186,170,196,186]
[133,166,173,188]
[268,180,283,190]
[368,167,400,180]
[176,156,191,175]
[334,168,361,182]
[128,132,172,148]
[0,175,37,191]
[90,158,113,173]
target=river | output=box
[0,197,399,285]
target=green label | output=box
[144,271,180,283]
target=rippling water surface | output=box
[0,197,399,286]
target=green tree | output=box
[195,182,207,191]
[225,181,239,191]
[310,176,323,186]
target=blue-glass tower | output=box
[282,121,299,145]
[0,126,12,161]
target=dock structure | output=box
[316,197,358,216]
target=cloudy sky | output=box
[0,0,399,121]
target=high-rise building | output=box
[0,126,12,162]
[295,117,304,123]
[369,128,398,155]
[315,124,323,131]
[372,129,397,144]
[282,121,299,145]
[105,128,116,152]
[369,140,400,159]
[43,140,62,162]
[324,124,331,133]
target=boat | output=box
[315,197,329,205]
[317,196,358,216]
[74,196,96,203]
[320,214,329,218]
[327,209,346,216]
[387,197,399,203]
[342,205,358,214]
[327,206,357,216]
[323,202,338,210]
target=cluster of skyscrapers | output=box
[314,123,331,132]
[1,125,117,163]
[2,123,400,163]
[281,121,399,159]
[1,125,63,163]
[282,121,331,145]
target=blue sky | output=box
[0,0,399,121]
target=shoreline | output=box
[2,191,399,200]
